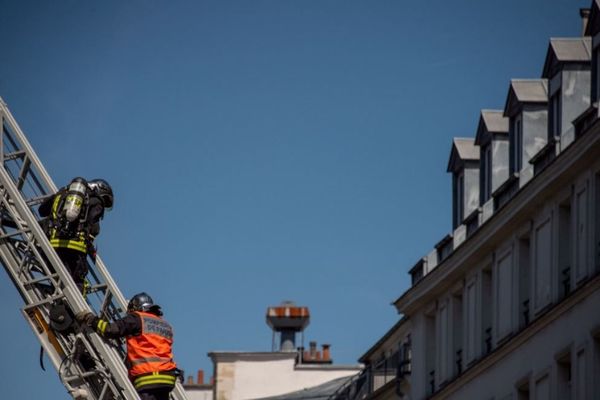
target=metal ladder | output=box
[0,98,189,400]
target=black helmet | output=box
[127,292,154,312]
[127,292,162,315]
[88,179,114,210]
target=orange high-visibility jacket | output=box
[127,311,177,377]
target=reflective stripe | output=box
[51,195,61,215]
[49,238,87,253]
[130,356,173,366]
[140,315,173,340]
[133,373,176,389]
[96,320,108,335]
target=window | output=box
[558,199,572,299]
[495,250,513,340]
[596,173,600,273]
[549,92,562,137]
[575,349,587,399]
[465,279,478,364]
[436,300,450,385]
[595,46,600,103]
[593,334,600,398]
[516,378,530,400]
[454,172,465,226]
[556,351,572,400]
[482,144,492,202]
[481,267,493,355]
[518,236,531,328]
[425,312,436,395]
[511,115,523,173]
[534,217,552,312]
[575,184,589,283]
[452,292,464,376]
[398,335,411,377]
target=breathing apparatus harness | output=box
[46,177,96,255]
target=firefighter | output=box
[38,177,113,291]
[76,292,180,400]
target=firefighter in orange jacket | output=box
[76,292,180,400]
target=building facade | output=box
[332,2,600,400]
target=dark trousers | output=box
[138,387,173,400]
[54,247,89,291]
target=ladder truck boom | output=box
[0,98,189,400]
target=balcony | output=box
[329,347,411,400]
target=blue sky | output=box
[0,0,589,398]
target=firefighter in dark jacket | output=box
[76,292,179,400]
[38,177,113,291]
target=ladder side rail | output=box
[93,256,128,316]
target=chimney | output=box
[197,369,204,385]
[309,341,317,359]
[187,376,194,385]
[581,8,591,36]
[266,302,310,352]
[322,344,331,361]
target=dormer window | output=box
[448,138,480,229]
[475,110,509,209]
[504,79,548,185]
[541,37,590,148]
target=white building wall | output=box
[211,353,361,400]
[186,388,214,400]
[429,284,600,400]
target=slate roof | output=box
[542,37,591,78]
[253,376,354,400]
[550,38,591,61]
[504,79,548,117]
[481,110,509,133]
[454,138,480,160]
[511,80,548,103]
[474,109,509,145]
[447,138,479,172]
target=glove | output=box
[75,311,96,327]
